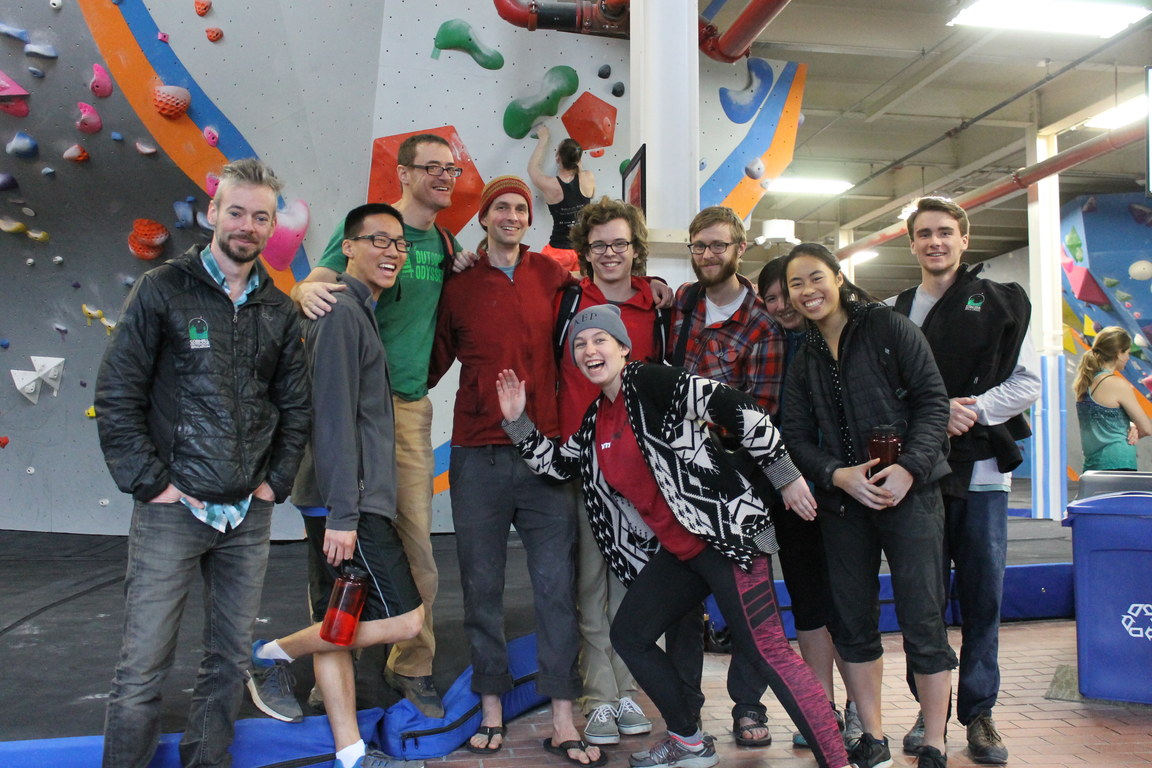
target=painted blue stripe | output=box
[700,60,797,208]
[1056,351,1068,514]
[700,0,730,22]
[433,441,451,477]
[115,1,311,280]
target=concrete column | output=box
[1027,128,1067,520]
[631,0,698,288]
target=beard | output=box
[692,255,738,287]
[216,234,263,265]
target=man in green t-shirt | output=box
[293,134,464,717]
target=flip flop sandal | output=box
[465,724,506,754]
[543,737,609,766]
[734,710,772,747]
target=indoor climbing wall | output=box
[1060,192,1152,472]
[2,0,808,534]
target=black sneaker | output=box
[847,732,893,768]
[917,744,947,768]
[902,711,926,754]
[966,711,1008,765]
[382,668,444,718]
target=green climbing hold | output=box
[1103,276,1120,287]
[431,19,504,70]
[1065,227,1083,262]
[1115,290,1132,302]
[503,66,579,139]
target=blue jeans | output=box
[920,490,1010,725]
[102,498,273,768]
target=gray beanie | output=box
[569,304,632,360]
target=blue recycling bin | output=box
[1063,490,1152,704]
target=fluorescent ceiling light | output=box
[949,0,1151,38]
[843,250,879,267]
[1085,95,1149,129]
[764,177,853,195]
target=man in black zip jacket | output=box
[891,197,1039,766]
[95,158,311,768]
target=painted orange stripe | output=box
[76,0,228,192]
[721,63,808,219]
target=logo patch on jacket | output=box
[188,317,210,349]
[964,293,985,312]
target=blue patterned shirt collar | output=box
[200,246,260,306]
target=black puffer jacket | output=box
[96,247,311,504]
[781,302,950,514]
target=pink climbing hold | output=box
[262,199,310,271]
[0,67,30,116]
[76,102,103,134]
[1062,262,1109,307]
[205,172,220,197]
[203,126,219,146]
[89,63,113,98]
[157,31,169,43]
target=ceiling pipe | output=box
[835,119,1147,259]
[492,0,629,37]
[699,0,793,63]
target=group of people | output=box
[93,130,1049,768]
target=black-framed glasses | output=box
[688,241,735,255]
[348,234,412,253]
[408,163,463,178]
[588,239,634,255]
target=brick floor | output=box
[428,619,1152,767]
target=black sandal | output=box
[466,724,506,753]
[733,710,772,747]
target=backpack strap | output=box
[553,283,584,363]
[434,224,456,271]
[668,282,705,367]
[893,286,916,317]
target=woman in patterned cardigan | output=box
[496,304,854,768]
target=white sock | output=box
[335,739,366,768]
[671,729,703,748]
[256,639,294,663]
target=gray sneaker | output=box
[966,711,1007,765]
[246,643,303,723]
[585,703,621,745]
[843,700,863,746]
[903,711,926,754]
[617,696,653,735]
[348,749,425,768]
[306,684,325,713]
[629,733,718,768]
[382,668,444,718]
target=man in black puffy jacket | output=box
[95,158,311,768]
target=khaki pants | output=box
[387,395,438,677]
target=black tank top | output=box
[547,175,591,249]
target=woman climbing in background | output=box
[528,123,594,273]
[1074,326,1152,472]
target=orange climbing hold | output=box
[206,27,223,42]
[560,91,617,151]
[195,0,212,16]
[153,85,191,119]
[129,219,170,260]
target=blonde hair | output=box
[1073,326,1131,399]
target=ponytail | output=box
[1073,326,1131,399]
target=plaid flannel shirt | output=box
[669,273,784,415]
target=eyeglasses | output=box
[688,241,735,255]
[408,163,463,178]
[348,234,412,253]
[588,239,634,255]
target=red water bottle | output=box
[868,425,903,478]
[320,565,367,646]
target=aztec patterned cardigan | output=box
[502,361,802,586]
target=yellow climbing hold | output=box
[26,228,49,242]
[1082,314,1096,338]
[100,317,116,335]
[0,216,27,234]
[85,405,96,418]
[82,304,105,326]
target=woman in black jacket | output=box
[781,244,956,768]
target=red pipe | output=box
[492,0,629,38]
[700,0,793,63]
[836,120,1147,259]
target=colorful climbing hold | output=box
[100,317,116,335]
[27,67,44,78]
[42,167,55,177]
[598,65,611,79]
[1130,260,1152,280]
[24,43,58,59]
[82,304,104,325]
[0,173,16,192]
[0,217,27,234]
[744,158,765,180]
[173,198,195,228]
[720,58,775,124]
[611,82,625,97]
[1116,290,1133,302]
[206,27,223,43]
[560,91,617,150]
[110,131,123,141]
[51,255,63,265]
[262,198,310,270]
[90,63,113,98]
[0,23,31,43]
[153,85,191,118]
[85,407,96,419]
[205,172,220,197]
[203,126,219,146]
[63,144,90,162]
[0,69,30,116]
[504,66,579,139]
[195,0,212,16]
[432,19,503,70]
[135,141,157,155]
[5,131,38,159]
[157,31,169,43]
[26,229,49,242]
[0,436,8,448]
[76,102,103,134]
[0,339,9,349]
[129,219,170,260]
[1103,276,1120,287]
